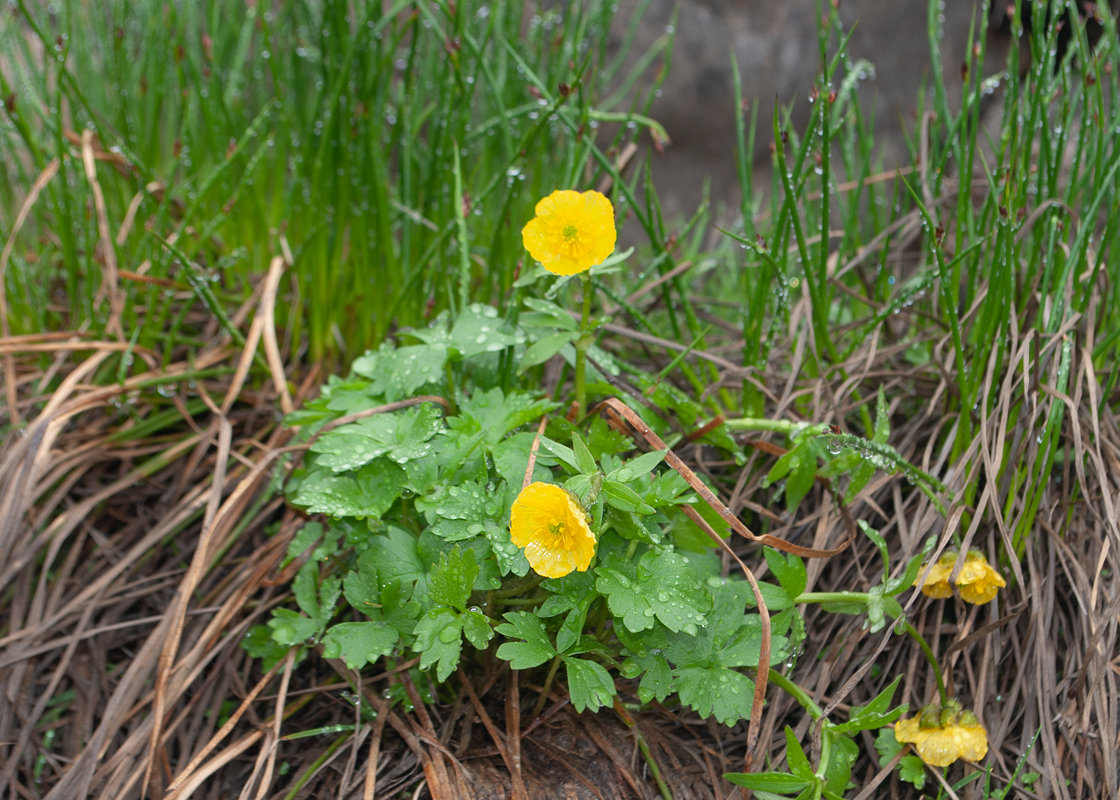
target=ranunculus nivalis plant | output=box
[510,482,596,578]
[919,549,1005,604]
[894,698,989,767]
[521,189,616,275]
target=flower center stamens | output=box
[562,224,579,241]
[547,520,569,544]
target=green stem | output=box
[903,621,948,705]
[280,732,351,800]
[768,669,822,721]
[573,272,593,414]
[532,655,563,719]
[495,596,545,607]
[493,574,545,600]
[723,418,828,436]
[637,730,674,800]
[795,593,948,704]
[795,591,870,605]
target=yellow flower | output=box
[521,189,616,275]
[918,549,1006,604]
[894,698,989,767]
[510,482,596,578]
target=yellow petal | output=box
[520,189,616,276]
[893,717,922,743]
[510,482,596,578]
[952,724,989,762]
[956,554,1005,604]
[914,727,964,767]
[920,559,955,598]
[534,189,582,218]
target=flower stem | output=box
[573,272,593,415]
[636,729,673,800]
[768,669,822,720]
[532,654,563,719]
[794,591,949,704]
[723,418,829,436]
[493,574,545,599]
[904,621,948,704]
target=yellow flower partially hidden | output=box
[510,482,596,578]
[919,549,1006,604]
[895,698,989,767]
[521,189,616,275]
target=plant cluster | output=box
[243,186,1012,797]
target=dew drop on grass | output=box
[827,441,843,455]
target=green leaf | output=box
[563,656,616,713]
[571,433,598,475]
[845,676,904,729]
[495,612,556,668]
[483,515,531,578]
[292,459,406,520]
[367,526,424,587]
[596,550,710,634]
[555,594,595,654]
[564,474,592,501]
[872,386,890,443]
[822,728,859,795]
[492,432,552,487]
[447,303,524,359]
[241,624,294,672]
[539,436,580,473]
[675,664,755,726]
[585,415,633,458]
[415,479,509,542]
[639,657,674,704]
[607,449,667,483]
[282,522,342,568]
[601,480,655,515]
[520,297,578,331]
[717,616,789,668]
[667,498,731,552]
[342,557,382,612]
[368,344,448,401]
[310,404,444,473]
[764,436,823,512]
[784,727,814,780]
[267,609,322,647]
[292,561,336,620]
[899,756,927,789]
[859,520,890,585]
[885,535,937,595]
[451,388,554,446]
[874,726,903,765]
[841,456,877,504]
[764,548,807,599]
[724,772,810,793]
[413,608,463,682]
[742,581,796,611]
[520,331,579,372]
[605,507,663,545]
[417,532,501,593]
[461,609,494,650]
[322,621,401,670]
[428,546,478,611]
